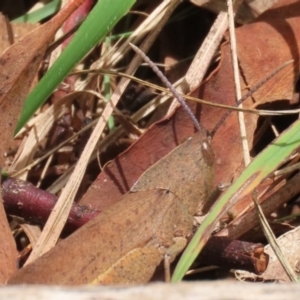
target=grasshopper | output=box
[8,130,214,285]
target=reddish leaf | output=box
[236,0,300,106]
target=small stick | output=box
[227,0,250,166]
[164,253,171,283]
[196,236,268,275]
[2,177,100,235]
[129,43,202,132]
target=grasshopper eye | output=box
[201,140,214,166]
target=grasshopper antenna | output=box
[210,60,293,137]
[129,43,202,132]
[130,43,293,138]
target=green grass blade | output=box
[172,119,300,282]
[13,0,61,23]
[15,0,136,134]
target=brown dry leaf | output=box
[0,16,17,278]
[236,225,300,282]
[10,23,40,43]
[0,191,16,284]
[0,14,13,54]
[0,0,86,168]
[236,0,300,106]
[0,14,39,55]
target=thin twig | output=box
[227,0,250,166]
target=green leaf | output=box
[172,119,300,282]
[12,0,61,23]
[15,0,136,134]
